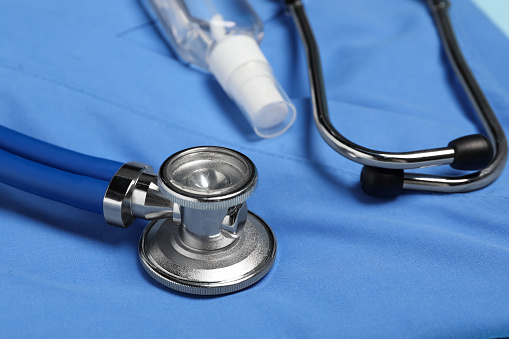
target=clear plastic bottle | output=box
[142,0,296,138]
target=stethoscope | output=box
[284,0,508,196]
[0,126,276,295]
[1,0,507,296]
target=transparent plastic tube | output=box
[142,0,296,138]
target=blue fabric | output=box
[1,0,508,337]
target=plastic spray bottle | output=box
[142,0,296,138]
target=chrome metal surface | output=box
[103,162,173,228]
[221,202,248,235]
[105,147,275,294]
[179,207,236,250]
[158,146,258,210]
[286,0,507,193]
[154,146,260,253]
[175,202,247,251]
[410,0,508,192]
[139,212,276,295]
[103,146,276,295]
[286,1,456,170]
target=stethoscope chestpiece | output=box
[136,146,276,295]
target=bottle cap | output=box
[208,34,296,138]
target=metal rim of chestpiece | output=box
[285,0,507,196]
[139,211,276,295]
[157,147,258,209]
[104,146,277,295]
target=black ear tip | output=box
[448,134,494,170]
[360,166,404,196]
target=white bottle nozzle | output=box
[208,34,296,138]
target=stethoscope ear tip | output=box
[448,134,494,171]
[360,166,404,197]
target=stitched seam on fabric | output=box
[116,20,155,37]
[0,61,227,142]
[2,60,507,199]
[0,59,360,178]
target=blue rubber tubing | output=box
[0,125,123,181]
[0,149,107,213]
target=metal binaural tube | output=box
[404,0,507,193]
[285,0,507,193]
[286,0,457,170]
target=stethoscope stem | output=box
[286,0,507,195]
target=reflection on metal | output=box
[285,0,507,195]
[104,146,276,295]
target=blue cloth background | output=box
[1,0,509,337]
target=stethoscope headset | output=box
[284,0,508,196]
